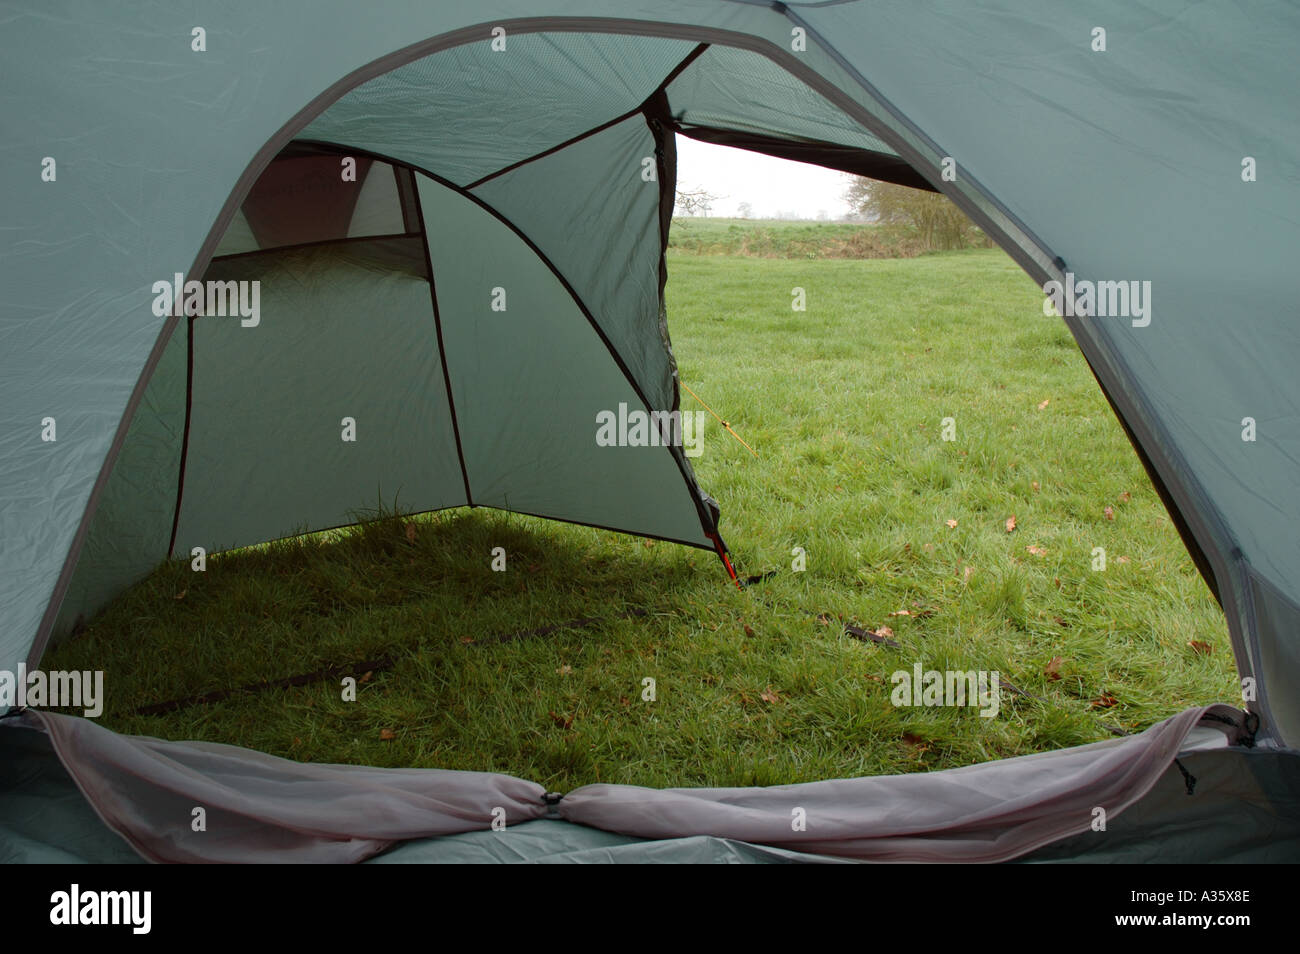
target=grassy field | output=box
[668,216,992,258]
[45,237,1234,791]
[669,216,935,258]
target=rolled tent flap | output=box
[19,705,1249,864]
[24,710,548,864]
[557,705,1251,863]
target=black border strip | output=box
[673,122,936,192]
[166,315,196,559]
[410,168,475,508]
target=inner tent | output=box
[53,34,929,634]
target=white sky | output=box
[675,135,855,220]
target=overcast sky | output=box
[675,136,855,220]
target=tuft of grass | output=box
[44,247,1234,790]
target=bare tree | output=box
[676,185,723,217]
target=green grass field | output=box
[45,227,1234,790]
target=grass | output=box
[44,242,1234,792]
[667,216,987,258]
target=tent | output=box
[2,1,1298,863]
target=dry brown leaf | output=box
[1119,491,1132,502]
[1037,398,1050,410]
[888,609,911,617]
[1053,616,1069,628]
[1045,656,1064,680]
[460,636,475,644]
[404,522,416,543]
[1104,505,1115,520]
[1006,515,1017,533]
[174,589,187,600]
[556,664,573,675]
[1031,481,1040,492]
[1090,693,1118,709]
[875,625,894,639]
[760,687,781,704]
[549,711,574,729]
[743,624,755,637]
[379,728,397,741]
[946,519,958,529]
[1188,640,1213,656]
[964,565,975,582]
[900,732,931,753]
[1026,545,1047,557]
[1117,555,1130,564]
[358,671,373,684]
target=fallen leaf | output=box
[964,565,975,582]
[760,687,781,704]
[743,624,755,637]
[816,613,833,626]
[1037,398,1050,410]
[1045,656,1064,680]
[379,728,397,741]
[405,522,416,543]
[888,609,911,617]
[946,519,958,529]
[556,664,573,675]
[900,732,931,754]
[1119,491,1132,502]
[1090,693,1118,709]
[1026,545,1047,557]
[1053,616,1069,628]
[549,711,574,729]
[174,589,187,600]
[1117,556,1130,564]
[460,636,475,644]
[865,674,883,683]
[619,696,631,707]
[922,543,935,552]
[875,625,894,639]
[358,671,373,684]
[1104,506,1115,520]
[1188,640,1212,656]
[1006,515,1017,533]
[1031,481,1040,492]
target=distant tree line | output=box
[844,176,990,250]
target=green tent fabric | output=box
[3,1,1298,862]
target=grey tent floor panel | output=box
[0,725,144,864]
[1017,746,1300,864]
[4,724,1298,864]
[367,819,846,864]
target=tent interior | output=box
[4,17,1299,864]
